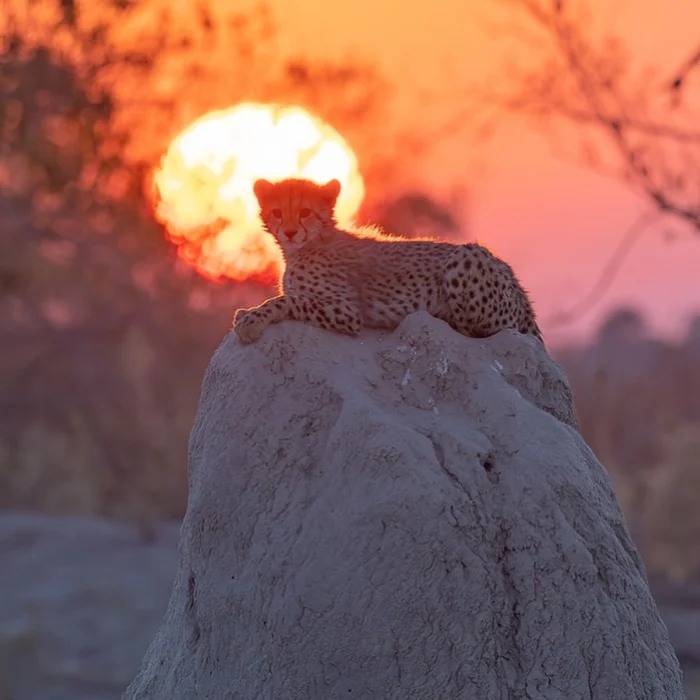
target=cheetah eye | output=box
[270,208,282,219]
[299,207,312,218]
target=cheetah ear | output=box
[253,179,274,205]
[320,179,341,206]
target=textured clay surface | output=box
[125,312,684,700]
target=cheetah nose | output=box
[283,229,298,241]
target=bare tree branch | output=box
[546,209,659,327]
[500,95,700,144]
[492,0,700,233]
[668,43,700,93]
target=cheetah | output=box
[233,178,543,346]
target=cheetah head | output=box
[253,177,341,253]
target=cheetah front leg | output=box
[284,271,364,338]
[287,292,364,337]
[233,295,292,345]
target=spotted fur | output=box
[233,178,543,345]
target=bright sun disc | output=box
[151,103,365,283]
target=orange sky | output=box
[262,0,700,343]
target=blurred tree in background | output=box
[489,0,700,236]
[553,306,700,581]
[3,0,698,583]
[482,7,700,576]
[0,0,461,529]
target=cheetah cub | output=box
[233,178,543,345]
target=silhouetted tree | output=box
[597,307,648,345]
[0,0,466,526]
[0,0,428,523]
[365,192,464,241]
[489,0,700,234]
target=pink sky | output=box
[267,0,700,343]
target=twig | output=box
[515,0,700,232]
[502,96,700,144]
[668,44,700,93]
[546,209,659,327]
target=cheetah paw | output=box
[233,307,251,325]
[234,311,266,345]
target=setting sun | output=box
[151,103,365,283]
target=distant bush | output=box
[553,308,700,582]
